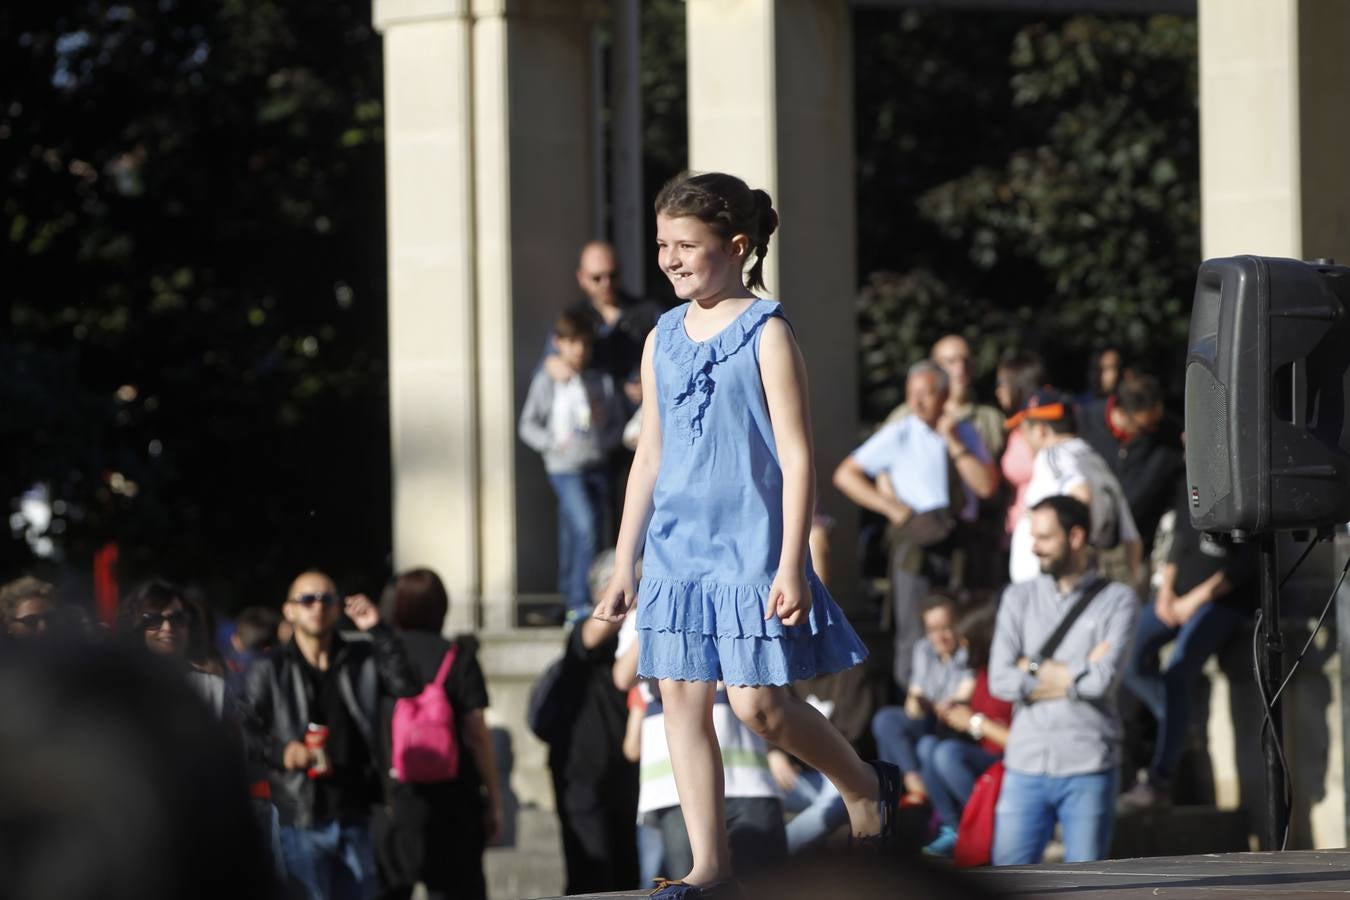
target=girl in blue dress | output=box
[593,172,901,893]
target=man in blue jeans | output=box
[989,496,1139,865]
[1119,488,1255,809]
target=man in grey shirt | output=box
[989,495,1139,865]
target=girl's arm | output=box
[594,331,663,621]
[758,317,815,626]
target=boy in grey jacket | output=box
[519,310,625,623]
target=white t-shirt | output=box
[1009,436,1140,583]
[635,681,779,817]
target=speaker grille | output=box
[1185,363,1231,517]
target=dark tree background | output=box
[1,1,390,607]
[854,9,1199,422]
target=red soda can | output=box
[305,723,331,779]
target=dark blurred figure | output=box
[0,641,280,900]
[1119,484,1258,811]
[117,578,228,719]
[182,588,228,677]
[537,555,637,894]
[240,570,419,900]
[375,568,501,900]
[1,576,59,640]
[1079,372,1185,558]
[1081,346,1127,403]
[228,605,283,686]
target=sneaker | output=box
[1116,773,1172,814]
[922,824,959,858]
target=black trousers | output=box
[551,766,639,894]
[375,780,487,900]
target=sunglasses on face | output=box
[141,610,189,630]
[290,592,338,609]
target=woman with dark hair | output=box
[916,602,1013,858]
[376,568,501,900]
[118,578,229,719]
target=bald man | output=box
[887,334,1005,459]
[543,241,661,406]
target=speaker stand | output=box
[1257,534,1288,850]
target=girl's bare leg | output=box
[726,683,883,836]
[660,678,732,885]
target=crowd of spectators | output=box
[0,243,1258,898]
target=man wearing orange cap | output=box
[1005,389,1143,588]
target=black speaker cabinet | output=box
[1185,256,1350,535]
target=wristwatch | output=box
[968,713,986,740]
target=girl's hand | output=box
[592,573,637,622]
[764,570,812,627]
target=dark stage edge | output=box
[533,850,1350,899]
[970,849,1350,898]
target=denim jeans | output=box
[993,768,1118,865]
[1123,599,1243,780]
[919,737,1002,830]
[637,820,665,887]
[780,770,849,853]
[548,468,609,615]
[279,819,377,900]
[871,705,934,776]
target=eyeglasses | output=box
[290,592,338,609]
[141,610,189,630]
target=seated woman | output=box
[917,602,1013,858]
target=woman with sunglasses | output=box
[118,578,228,719]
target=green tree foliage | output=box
[0,1,390,603]
[855,11,1199,422]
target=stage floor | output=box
[540,850,1350,899]
[971,849,1350,898]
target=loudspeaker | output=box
[1184,256,1350,535]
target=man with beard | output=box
[988,496,1138,865]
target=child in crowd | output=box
[870,594,971,800]
[593,171,896,896]
[520,310,626,624]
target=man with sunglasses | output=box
[240,569,418,900]
[1,576,60,640]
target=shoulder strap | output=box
[431,644,458,689]
[1035,577,1108,662]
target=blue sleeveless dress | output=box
[635,298,869,685]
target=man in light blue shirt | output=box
[834,360,998,689]
[989,495,1139,865]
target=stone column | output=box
[374,0,479,634]
[1199,0,1350,848]
[1200,0,1350,260]
[473,0,603,631]
[685,0,861,608]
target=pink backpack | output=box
[391,645,459,783]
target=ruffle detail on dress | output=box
[656,301,782,444]
[634,575,869,685]
[635,575,839,640]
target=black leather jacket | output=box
[240,626,419,827]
